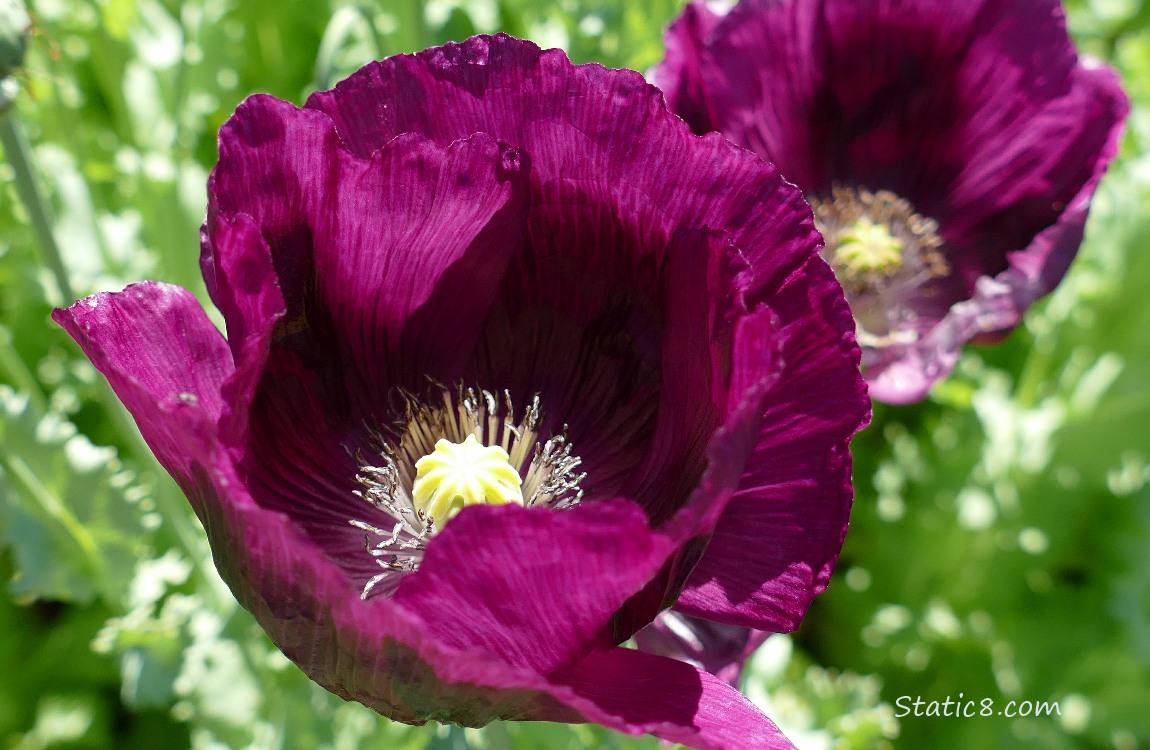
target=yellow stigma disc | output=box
[833,216,904,276]
[412,434,524,525]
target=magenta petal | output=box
[52,283,233,493]
[677,256,869,631]
[676,442,856,630]
[622,231,747,526]
[655,0,837,189]
[306,133,530,388]
[202,215,286,447]
[656,2,725,134]
[206,95,531,399]
[550,647,796,750]
[394,501,674,673]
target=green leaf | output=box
[0,385,150,604]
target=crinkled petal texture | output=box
[658,0,1128,402]
[56,35,865,750]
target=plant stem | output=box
[0,103,76,304]
[0,324,46,412]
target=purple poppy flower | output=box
[55,35,867,749]
[657,0,1129,403]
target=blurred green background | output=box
[1,0,1148,748]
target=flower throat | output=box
[350,383,585,599]
[811,185,949,346]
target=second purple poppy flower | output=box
[658,0,1128,402]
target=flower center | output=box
[349,384,585,599]
[832,216,904,276]
[412,434,524,522]
[811,185,948,346]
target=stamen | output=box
[348,383,585,599]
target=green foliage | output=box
[0,0,29,80]
[0,384,150,604]
[1,1,1149,749]
[742,635,898,749]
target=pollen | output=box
[412,434,525,523]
